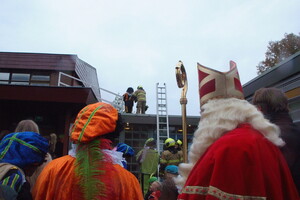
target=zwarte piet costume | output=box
[33,102,143,200]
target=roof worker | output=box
[159,138,183,178]
[123,87,135,113]
[33,102,143,200]
[133,85,147,114]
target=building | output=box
[0,52,100,156]
[0,52,200,177]
[243,51,300,125]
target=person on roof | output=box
[133,86,147,114]
[123,87,135,113]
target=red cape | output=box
[178,124,299,200]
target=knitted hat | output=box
[71,102,118,143]
[197,61,244,107]
[116,143,135,156]
[0,132,49,168]
[165,165,178,175]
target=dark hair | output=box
[252,88,289,113]
[126,87,134,94]
[102,113,124,141]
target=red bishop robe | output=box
[178,124,299,200]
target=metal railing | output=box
[58,72,125,112]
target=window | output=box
[11,73,30,85]
[31,75,50,81]
[0,72,50,86]
[0,72,9,84]
[30,75,50,86]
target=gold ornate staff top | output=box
[175,60,188,163]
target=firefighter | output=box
[133,86,146,114]
[159,138,183,178]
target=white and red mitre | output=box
[197,61,244,107]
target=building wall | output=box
[119,113,199,178]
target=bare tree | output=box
[257,33,300,74]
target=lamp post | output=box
[175,60,188,163]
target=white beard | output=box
[175,98,284,188]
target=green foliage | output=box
[75,140,105,200]
[257,33,300,74]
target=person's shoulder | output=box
[148,148,158,153]
[45,155,75,170]
[162,150,171,155]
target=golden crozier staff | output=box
[175,60,188,163]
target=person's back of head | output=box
[252,87,289,114]
[145,138,156,148]
[126,87,134,94]
[70,102,124,199]
[164,138,175,148]
[15,119,40,134]
[71,102,123,143]
[0,132,49,175]
[116,143,135,157]
[164,165,178,179]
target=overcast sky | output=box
[1,0,299,116]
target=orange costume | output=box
[33,102,143,200]
[33,155,142,200]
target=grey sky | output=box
[1,0,299,116]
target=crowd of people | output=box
[0,61,300,199]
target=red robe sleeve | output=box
[178,124,299,200]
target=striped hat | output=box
[0,132,49,168]
[71,102,118,143]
